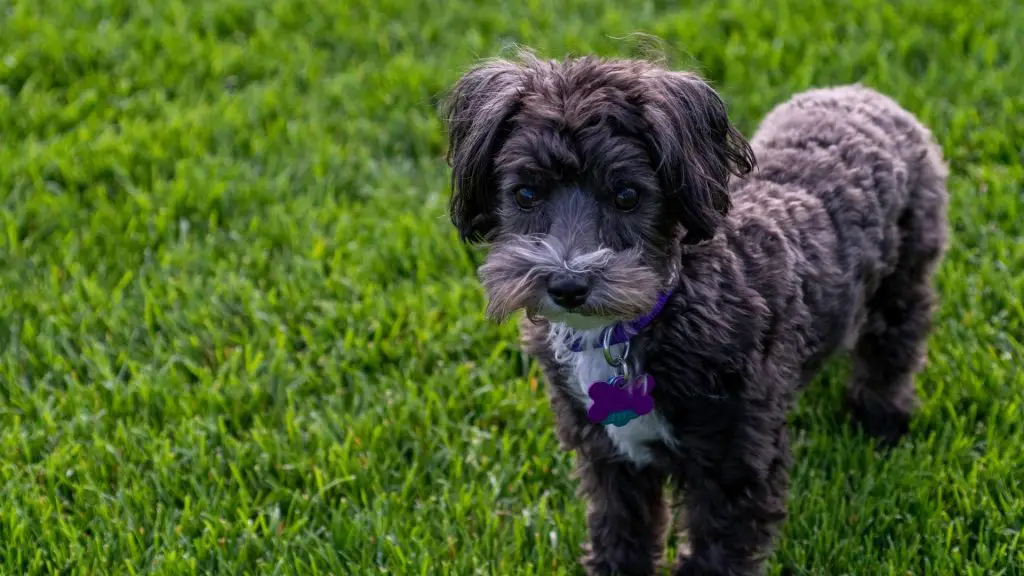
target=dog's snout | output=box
[547,273,590,309]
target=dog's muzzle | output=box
[546,272,590,309]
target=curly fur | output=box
[440,51,948,575]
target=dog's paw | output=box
[671,555,764,576]
[581,547,658,576]
[846,390,912,449]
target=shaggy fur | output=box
[440,51,948,575]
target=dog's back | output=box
[742,84,948,283]
[726,84,949,386]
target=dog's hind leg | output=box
[846,138,949,447]
[846,268,933,446]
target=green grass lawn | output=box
[1,0,1022,573]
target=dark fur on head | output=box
[442,51,754,245]
[441,51,754,324]
[441,50,948,576]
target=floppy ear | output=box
[440,60,525,243]
[641,70,755,244]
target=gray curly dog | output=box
[440,50,949,575]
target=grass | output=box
[0,0,1022,573]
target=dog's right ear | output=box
[440,60,525,243]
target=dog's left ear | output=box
[641,70,756,244]
[440,60,526,243]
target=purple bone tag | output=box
[586,374,656,427]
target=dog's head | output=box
[441,51,754,327]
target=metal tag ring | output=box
[601,327,631,376]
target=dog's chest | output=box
[563,344,675,467]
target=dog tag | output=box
[586,374,655,427]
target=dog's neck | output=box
[543,291,673,360]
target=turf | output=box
[0,0,1022,574]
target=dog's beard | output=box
[477,234,663,325]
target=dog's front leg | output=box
[673,415,791,576]
[575,449,668,576]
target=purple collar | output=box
[567,292,673,352]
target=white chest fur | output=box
[549,324,676,467]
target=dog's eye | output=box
[515,187,540,210]
[614,187,639,211]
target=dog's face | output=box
[442,54,754,327]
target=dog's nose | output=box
[547,274,590,309]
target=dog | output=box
[440,50,948,575]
